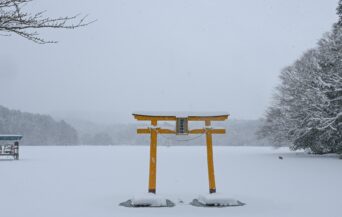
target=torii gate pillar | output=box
[205,120,216,193]
[148,119,158,193]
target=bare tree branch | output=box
[0,0,95,44]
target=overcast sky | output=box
[0,0,339,123]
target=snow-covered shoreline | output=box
[0,146,341,217]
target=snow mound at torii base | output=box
[191,193,245,207]
[119,193,175,207]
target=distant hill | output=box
[0,105,271,146]
[66,118,271,146]
[0,105,78,145]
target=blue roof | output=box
[0,135,23,141]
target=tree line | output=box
[74,119,270,146]
[258,1,342,154]
[0,105,78,145]
[0,105,270,146]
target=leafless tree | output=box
[0,0,94,44]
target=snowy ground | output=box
[0,146,341,217]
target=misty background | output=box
[0,0,339,145]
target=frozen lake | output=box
[0,146,341,217]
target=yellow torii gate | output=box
[133,112,229,194]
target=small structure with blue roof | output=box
[0,135,22,160]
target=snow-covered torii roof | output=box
[0,135,23,141]
[132,112,229,121]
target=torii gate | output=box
[133,112,228,194]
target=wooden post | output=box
[14,141,19,160]
[205,120,216,193]
[148,120,158,193]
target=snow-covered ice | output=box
[196,193,243,206]
[120,193,174,207]
[131,193,168,207]
[0,146,341,217]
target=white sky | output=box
[0,0,339,123]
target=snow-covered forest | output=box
[70,118,270,146]
[0,105,78,145]
[0,105,270,146]
[258,2,342,155]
